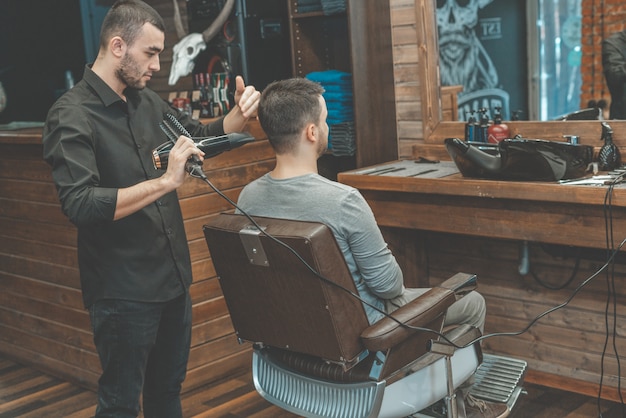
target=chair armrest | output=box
[438,272,477,299]
[360,273,478,353]
[360,287,456,352]
[411,324,482,371]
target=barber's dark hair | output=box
[100,0,165,49]
[258,78,325,154]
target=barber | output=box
[42,1,259,416]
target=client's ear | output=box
[304,123,317,142]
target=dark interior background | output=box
[0,0,87,123]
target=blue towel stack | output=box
[328,122,356,156]
[306,70,355,156]
[321,0,346,15]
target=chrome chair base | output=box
[415,353,527,418]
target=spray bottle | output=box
[487,106,510,143]
[475,108,490,143]
[598,122,621,171]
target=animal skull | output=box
[167,0,236,86]
[436,0,493,32]
[168,33,206,85]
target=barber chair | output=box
[203,214,526,418]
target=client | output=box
[236,77,508,418]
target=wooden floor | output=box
[1,354,624,418]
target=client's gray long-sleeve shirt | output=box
[236,172,404,323]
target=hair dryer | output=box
[152,132,255,171]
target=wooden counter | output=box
[0,120,274,392]
[339,161,626,401]
[338,160,626,250]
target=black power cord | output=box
[529,244,582,290]
[597,174,625,418]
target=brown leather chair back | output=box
[203,213,370,365]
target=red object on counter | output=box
[487,107,510,143]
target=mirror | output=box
[415,0,625,148]
[434,1,586,122]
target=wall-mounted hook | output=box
[518,240,530,276]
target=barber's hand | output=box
[163,136,205,186]
[234,75,260,119]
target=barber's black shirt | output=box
[43,65,225,307]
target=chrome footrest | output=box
[470,353,527,409]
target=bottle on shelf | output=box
[474,108,489,143]
[464,110,476,142]
[487,106,510,144]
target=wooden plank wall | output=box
[0,121,274,393]
[0,137,99,389]
[390,0,424,159]
[420,230,626,395]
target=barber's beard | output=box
[116,52,146,90]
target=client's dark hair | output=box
[258,78,325,154]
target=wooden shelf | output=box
[286,0,398,176]
[290,11,346,19]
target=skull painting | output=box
[436,0,497,92]
[168,33,206,86]
[436,0,492,33]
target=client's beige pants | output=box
[385,287,486,333]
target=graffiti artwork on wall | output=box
[436,0,524,121]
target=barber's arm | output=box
[44,105,204,225]
[113,136,204,220]
[43,106,115,227]
[223,75,260,133]
[181,75,260,138]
